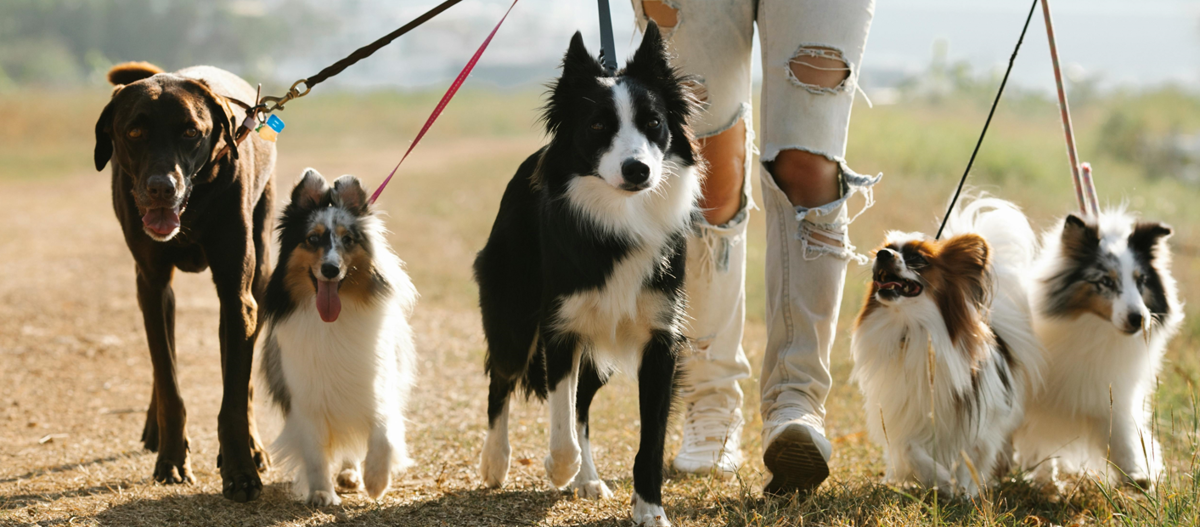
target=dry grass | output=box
[2,87,1199,526]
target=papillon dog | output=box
[474,23,698,526]
[260,169,418,506]
[852,198,1043,496]
[1014,210,1182,490]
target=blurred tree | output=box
[0,0,335,87]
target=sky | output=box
[272,0,1200,94]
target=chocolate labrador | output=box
[94,62,274,501]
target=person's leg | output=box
[757,0,879,495]
[632,0,755,477]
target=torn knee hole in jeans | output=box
[787,46,852,94]
[642,0,679,31]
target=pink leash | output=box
[1041,0,1100,217]
[368,0,520,205]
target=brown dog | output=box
[94,62,274,501]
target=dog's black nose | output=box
[1128,312,1145,330]
[146,176,175,200]
[876,249,896,263]
[621,160,650,186]
[321,263,340,280]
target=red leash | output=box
[1041,0,1100,217]
[369,0,520,205]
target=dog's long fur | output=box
[1014,209,1182,489]
[94,62,274,501]
[852,198,1043,496]
[261,169,417,506]
[474,23,698,526]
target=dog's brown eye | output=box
[647,119,661,129]
[184,128,199,138]
[1098,276,1116,289]
[127,128,144,139]
[342,235,353,246]
[307,235,320,246]
[591,121,605,131]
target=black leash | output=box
[597,0,618,73]
[259,0,463,113]
[935,0,1038,240]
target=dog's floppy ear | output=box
[941,233,991,307]
[332,175,369,215]
[292,168,330,210]
[187,79,240,163]
[94,98,117,171]
[1129,221,1173,260]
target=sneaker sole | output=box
[762,425,829,497]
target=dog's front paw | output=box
[153,456,195,485]
[480,445,511,488]
[221,469,263,503]
[363,462,391,500]
[544,450,581,488]
[337,468,363,492]
[308,489,342,507]
[631,492,671,526]
[571,478,613,499]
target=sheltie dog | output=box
[474,23,698,526]
[260,169,417,506]
[851,198,1043,496]
[1014,210,1182,490]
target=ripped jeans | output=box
[633,0,879,432]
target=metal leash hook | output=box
[259,78,311,114]
[597,0,618,74]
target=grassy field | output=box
[2,83,1200,526]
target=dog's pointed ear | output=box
[292,169,330,210]
[332,175,369,215]
[1129,221,1173,260]
[562,31,605,80]
[94,97,117,171]
[1060,214,1099,254]
[625,22,670,83]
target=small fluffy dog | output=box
[852,198,1043,496]
[1014,210,1182,489]
[474,23,697,527]
[260,169,417,506]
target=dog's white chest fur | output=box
[553,163,698,376]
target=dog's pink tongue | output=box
[142,208,180,236]
[315,280,341,322]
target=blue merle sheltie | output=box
[474,23,698,527]
[1015,209,1182,490]
[260,169,417,506]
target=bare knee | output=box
[767,149,839,210]
[642,0,678,30]
[788,46,851,92]
[697,119,746,225]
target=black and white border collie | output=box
[1015,210,1182,490]
[260,169,417,506]
[474,23,698,527]
[852,198,1043,496]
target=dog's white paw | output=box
[336,468,362,492]
[308,489,341,507]
[631,492,671,526]
[362,462,391,500]
[544,449,581,489]
[571,477,613,499]
[480,438,511,488]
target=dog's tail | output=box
[107,62,164,86]
[944,195,1038,271]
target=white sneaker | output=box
[761,409,831,496]
[673,401,744,478]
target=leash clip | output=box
[260,79,311,113]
